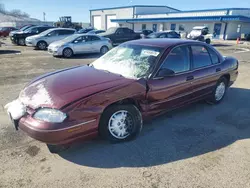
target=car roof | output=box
[49,28,75,31]
[124,39,206,48]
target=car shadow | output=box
[0,50,21,55]
[59,87,250,168]
[212,44,232,47]
[69,53,102,59]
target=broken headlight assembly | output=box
[33,108,67,123]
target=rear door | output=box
[189,45,221,100]
[147,45,194,115]
[89,35,103,52]
[115,28,126,44]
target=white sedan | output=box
[48,34,113,58]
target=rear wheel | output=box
[206,77,228,104]
[99,105,142,143]
[63,48,73,58]
[205,38,211,44]
[100,46,109,55]
[37,41,47,50]
[18,38,25,46]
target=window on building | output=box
[142,24,146,30]
[170,24,176,30]
[191,45,212,69]
[158,46,190,75]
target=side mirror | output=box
[74,40,79,43]
[157,68,175,78]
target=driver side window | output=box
[47,30,58,37]
[157,46,190,75]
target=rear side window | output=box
[90,36,100,41]
[159,46,190,74]
[191,45,212,69]
[58,30,75,35]
[208,48,220,64]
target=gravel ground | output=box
[0,39,250,188]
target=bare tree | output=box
[0,3,30,18]
[0,3,6,13]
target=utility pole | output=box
[43,12,46,21]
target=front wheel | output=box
[206,77,228,104]
[18,38,25,46]
[37,41,47,50]
[63,48,73,58]
[99,105,142,143]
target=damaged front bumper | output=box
[5,100,99,145]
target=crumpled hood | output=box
[19,66,134,109]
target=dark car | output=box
[5,39,238,153]
[0,27,18,37]
[146,31,180,39]
[135,29,154,38]
[78,28,94,34]
[99,27,141,45]
[9,25,36,37]
[11,26,54,45]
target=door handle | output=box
[186,76,194,81]
[216,68,221,72]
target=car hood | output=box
[19,66,134,109]
[49,40,67,48]
[26,34,41,40]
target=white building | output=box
[90,6,250,40]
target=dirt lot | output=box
[0,39,250,188]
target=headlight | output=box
[33,108,67,123]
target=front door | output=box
[73,36,93,54]
[147,45,194,116]
[153,24,157,32]
[213,23,222,39]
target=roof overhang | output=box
[111,15,250,23]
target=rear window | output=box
[191,45,212,69]
[208,48,220,64]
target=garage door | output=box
[93,16,101,30]
[106,15,117,29]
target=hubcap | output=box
[39,42,46,50]
[19,39,25,45]
[64,49,72,57]
[101,47,108,54]
[215,82,226,101]
[108,110,133,139]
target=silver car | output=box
[48,34,112,58]
[25,28,76,50]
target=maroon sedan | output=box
[0,27,17,37]
[5,39,238,153]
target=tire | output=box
[100,46,109,55]
[18,38,25,46]
[37,41,47,50]
[63,48,73,58]
[46,144,69,154]
[99,105,142,143]
[206,77,228,104]
[205,38,211,44]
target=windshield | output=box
[61,34,79,42]
[92,44,163,79]
[20,25,32,31]
[105,27,117,34]
[147,33,159,38]
[38,29,54,36]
